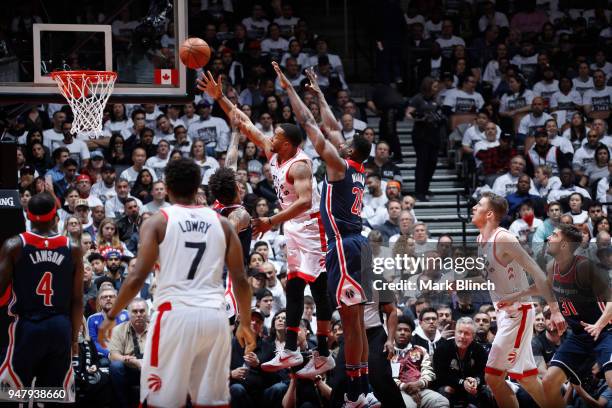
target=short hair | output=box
[386,198,401,209]
[156,114,168,121]
[278,123,302,147]
[436,304,452,312]
[52,147,70,161]
[455,317,476,333]
[128,297,148,312]
[208,167,237,205]
[304,295,315,305]
[481,192,508,222]
[536,165,552,177]
[255,288,273,301]
[164,158,202,198]
[87,252,104,263]
[397,315,415,331]
[124,197,138,207]
[351,133,372,163]
[419,306,438,321]
[28,192,57,218]
[557,223,583,245]
[63,158,78,168]
[254,241,268,250]
[588,201,602,210]
[131,108,145,121]
[548,201,561,210]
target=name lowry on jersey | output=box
[29,250,66,266]
[178,218,213,234]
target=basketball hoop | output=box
[50,70,117,137]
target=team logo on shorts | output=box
[148,374,162,392]
[507,351,517,364]
[345,288,355,299]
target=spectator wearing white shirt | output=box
[180,102,200,130]
[91,164,117,205]
[550,77,583,127]
[478,1,509,32]
[509,201,543,243]
[170,125,191,156]
[442,75,484,114]
[473,122,502,168]
[187,101,230,155]
[340,113,359,141]
[154,114,175,144]
[533,165,562,199]
[582,145,611,189]
[145,140,171,181]
[499,75,535,122]
[104,178,143,219]
[255,112,275,138]
[165,105,186,129]
[52,121,91,168]
[595,161,611,206]
[590,119,612,148]
[260,23,289,61]
[545,119,574,159]
[362,173,388,228]
[119,147,158,188]
[462,111,499,154]
[280,40,309,69]
[311,56,349,91]
[242,4,270,40]
[388,210,415,245]
[565,193,589,224]
[583,70,612,121]
[518,97,553,146]
[103,104,132,136]
[143,180,171,214]
[532,66,559,106]
[306,38,345,76]
[572,62,594,97]
[141,104,163,129]
[189,140,219,186]
[43,111,66,152]
[547,168,592,202]
[510,41,539,82]
[482,44,509,91]
[491,155,539,196]
[274,4,299,38]
[591,50,612,78]
[435,19,465,59]
[573,130,602,177]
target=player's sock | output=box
[346,364,362,401]
[360,362,370,394]
[285,326,300,351]
[316,330,329,357]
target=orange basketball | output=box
[179,38,211,69]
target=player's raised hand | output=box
[98,316,116,349]
[304,67,322,95]
[252,217,273,236]
[196,71,223,100]
[236,322,256,353]
[272,62,290,90]
[580,320,603,340]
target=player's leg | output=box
[516,375,547,408]
[190,308,231,408]
[541,366,568,408]
[484,370,519,408]
[358,304,369,393]
[0,318,34,393]
[339,303,365,403]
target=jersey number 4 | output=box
[36,271,54,306]
[185,242,206,280]
[351,187,364,216]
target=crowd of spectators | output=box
[1,0,612,407]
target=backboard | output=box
[0,0,192,104]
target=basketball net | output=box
[51,71,117,138]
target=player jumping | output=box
[98,158,255,408]
[0,191,84,403]
[273,62,379,407]
[471,192,566,408]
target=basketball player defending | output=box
[502,224,612,407]
[274,62,379,407]
[471,192,566,408]
[197,71,335,376]
[98,158,255,408]
[0,192,84,403]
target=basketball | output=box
[179,37,211,69]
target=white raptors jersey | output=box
[156,205,226,309]
[270,149,320,221]
[478,227,531,308]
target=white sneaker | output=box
[295,352,336,379]
[364,392,381,408]
[343,393,367,408]
[261,349,303,372]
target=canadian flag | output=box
[154,69,178,86]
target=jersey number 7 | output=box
[185,242,207,279]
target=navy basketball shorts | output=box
[550,329,612,385]
[326,233,373,308]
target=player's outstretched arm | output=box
[225,127,240,171]
[497,232,566,333]
[222,217,255,352]
[197,71,273,158]
[70,245,84,355]
[272,62,345,174]
[304,67,341,132]
[99,213,164,348]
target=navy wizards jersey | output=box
[12,232,74,317]
[552,256,610,333]
[213,201,252,263]
[320,159,366,241]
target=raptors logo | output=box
[344,288,355,299]
[148,374,162,392]
[507,351,517,364]
[507,267,515,281]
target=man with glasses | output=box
[412,307,446,356]
[86,287,129,361]
[108,298,150,408]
